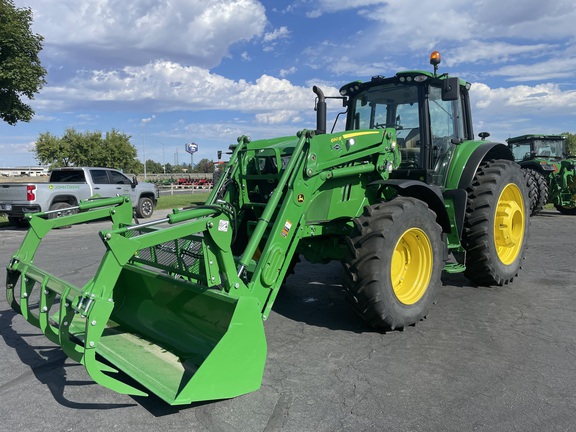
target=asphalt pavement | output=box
[1,210,576,432]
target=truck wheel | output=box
[48,202,76,228]
[49,202,75,217]
[343,197,443,331]
[136,197,154,218]
[463,160,529,285]
[526,168,548,215]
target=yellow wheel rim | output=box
[494,183,525,265]
[391,228,433,305]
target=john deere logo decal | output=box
[297,193,305,203]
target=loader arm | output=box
[6,127,398,405]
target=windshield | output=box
[511,139,565,160]
[350,84,420,144]
[511,144,532,162]
[532,139,565,158]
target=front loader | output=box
[6,52,529,405]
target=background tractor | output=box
[6,52,529,405]
[507,134,576,215]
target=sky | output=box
[2,0,576,168]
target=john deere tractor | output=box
[6,52,529,405]
[507,134,576,215]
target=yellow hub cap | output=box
[391,228,433,305]
[494,183,525,265]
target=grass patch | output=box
[156,192,209,210]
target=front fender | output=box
[370,179,451,233]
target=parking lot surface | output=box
[1,210,575,432]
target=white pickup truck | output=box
[0,167,158,226]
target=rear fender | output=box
[519,160,555,173]
[49,195,79,208]
[456,142,513,190]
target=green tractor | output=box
[507,134,576,215]
[6,52,529,405]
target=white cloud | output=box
[303,0,576,74]
[307,0,386,17]
[487,56,576,81]
[22,0,267,68]
[447,41,552,67]
[35,61,318,113]
[470,81,576,140]
[280,66,297,77]
[255,110,300,124]
[263,26,290,43]
[471,82,576,112]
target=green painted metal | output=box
[507,134,576,212]
[6,62,528,405]
[6,127,400,404]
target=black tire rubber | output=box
[343,197,443,331]
[48,202,75,217]
[7,216,28,227]
[48,202,75,228]
[462,159,529,286]
[524,170,538,215]
[136,197,154,218]
[526,168,548,215]
[554,204,576,215]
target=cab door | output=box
[89,169,131,198]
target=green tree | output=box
[562,132,576,156]
[0,0,46,125]
[34,128,141,172]
[194,158,214,173]
[145,159,163,174]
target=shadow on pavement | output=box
[0,308,136,410]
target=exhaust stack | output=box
[313,86,326,135]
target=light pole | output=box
[185,142,198,173]
[141,115,155,179]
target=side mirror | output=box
[442,77,459,101]
[132,176,139,188]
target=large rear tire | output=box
[343,197,443,331]
[463,160,529,285]
[526,168,548,215]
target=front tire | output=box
[463,160,529,285]
[136,197,154,218]
[343,197,443,331]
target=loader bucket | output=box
[7,199,269,405]
[70,265,268,405]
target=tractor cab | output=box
[507,134,567,162]
[338,51,473,188]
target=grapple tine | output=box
[84,348,148,397]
